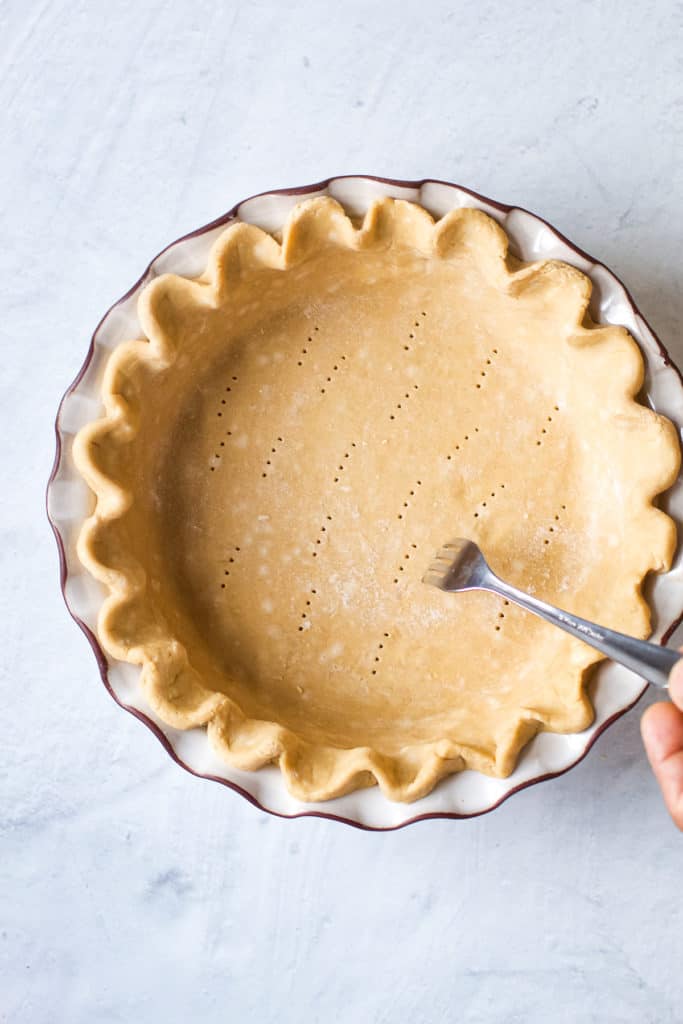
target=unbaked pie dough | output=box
[74,196,680,802]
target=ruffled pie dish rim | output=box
[47,175,683,830]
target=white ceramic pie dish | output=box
[47,175,683,830]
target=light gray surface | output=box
[2,1,683,1021]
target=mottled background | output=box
[3,0,683,1020]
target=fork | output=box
[422,538,679,689]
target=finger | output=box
[668,656,683,711]
[641,702,683,830]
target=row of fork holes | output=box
[473,482,504,518]
[262,437,285,478]
[298,325,320,367]
[447,426,480,462]
[475,348,499,389]
[536,407,560,447]
[390,312,425,422]
[544,504,567,544]
[270,327,324,474]
[298,588,317,631]
[333,443,356,484]
[389,385,420,421]
[495,600,510,631]
[439,348,501,463]
[211,376,239,469]
[298,493,336,627]
[220,546,241,587]
[404,311,427,352]
[393,543,417,585]
[371,633,391,675]
[310,515,333,559]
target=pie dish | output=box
[66,185,680,805]
[48,176,683,827]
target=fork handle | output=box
[486,578,679,689]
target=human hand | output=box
[641,658,683,830]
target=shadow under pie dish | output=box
[50,178,683,823]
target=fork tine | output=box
[432,547,455,560]
[428,556,453,572]
[422,570,447,588]
[438,544,462,559]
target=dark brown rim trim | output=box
[46,174,682,831]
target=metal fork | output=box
[422,538,679,689]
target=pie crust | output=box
[73,196,680,802]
